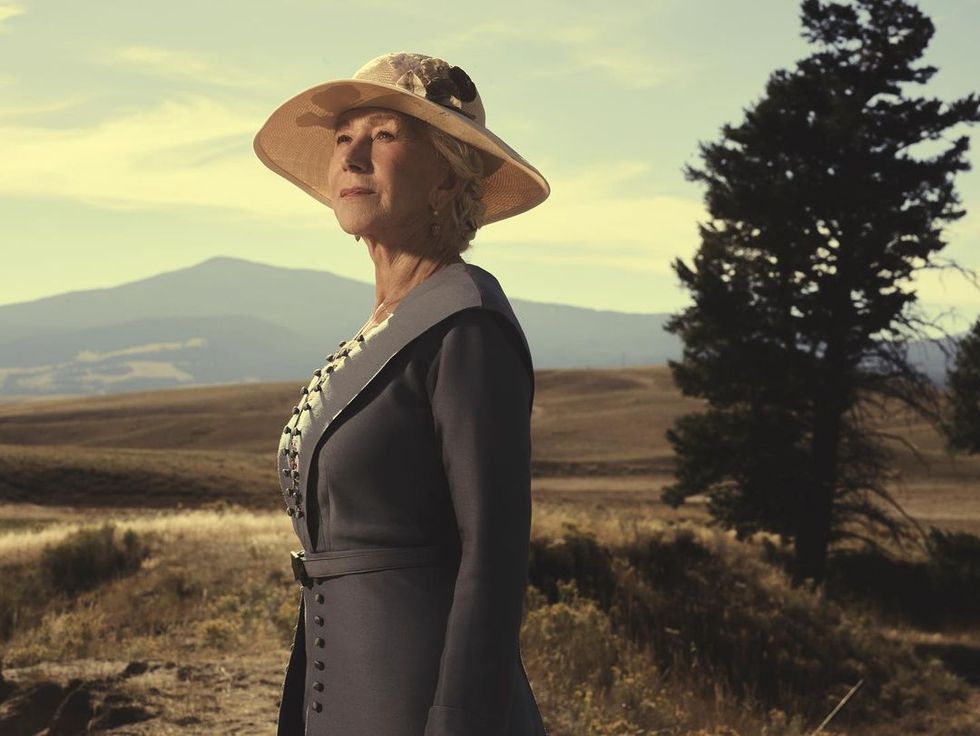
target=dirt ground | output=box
[1,653,285,735]
[3,644,980,735]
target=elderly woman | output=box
[253,52,550,736]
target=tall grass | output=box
[40,523,147,595]
[1,522,148,641]
[811,526,980,632]
[0,508,295,663]
[0,506,974,734]
[526,519,970,732]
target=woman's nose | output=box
[342,139,372,172]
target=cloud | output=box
[0,96,88,118]
[0,93,325,226]
[556,50,679,89]
[477,160,706,273]
[0,3,24,31]
[431,10,684,90]
[0,90,707,271]
[435,19,585,47]
[523,48,681,90]
[96,45,268,88]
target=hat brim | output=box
[253,79,550,225]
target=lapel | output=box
[276,261,533,550]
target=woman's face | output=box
[326,107,450,242]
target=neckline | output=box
[339,312,392,353]
[356,261,470,340]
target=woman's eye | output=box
[336,133,351,144]
[374,130,394,140]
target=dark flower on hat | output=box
[409,57,478,120]
[448,66,477,102]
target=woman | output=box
[253,52,550,736]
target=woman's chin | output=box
[333,215,372,239]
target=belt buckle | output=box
[290,550,311,588]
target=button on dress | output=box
[274,262,548,736]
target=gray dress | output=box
[274,262,548,736]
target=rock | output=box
[0,658,14,703]
[121,661,149,678]
[0,681,65,735]
[88,703,154,730]
[48,685,94,735]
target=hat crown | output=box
[352,52,486,127]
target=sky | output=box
[1,0,979,334]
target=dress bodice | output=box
[272,262,536,556]
[277,314,393,527]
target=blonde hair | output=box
[423,124,487,255]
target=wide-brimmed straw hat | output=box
[253,51,550,225]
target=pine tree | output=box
[663,0,980,586]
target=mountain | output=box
[0,256,959,397]
[0,256,681,396]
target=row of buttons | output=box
[279,336,365,519]
[310,590,326,715]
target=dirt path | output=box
[1,653,285,735]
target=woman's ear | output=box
[431,168,459,213]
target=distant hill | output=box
[0,256,958,396]
[0,256,679,396]
[0,366,692,508]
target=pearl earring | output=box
[430,205,441,238]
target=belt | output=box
[289,544,459,588]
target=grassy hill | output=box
[0,364,977,533]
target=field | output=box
[1,365,979,734]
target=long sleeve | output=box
[423,308,534,736]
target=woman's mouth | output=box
[341,188,374,198]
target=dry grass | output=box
[0,505,284,563]
[1,369,979,733]
[0,504,977,735]
[0,506,296,668]
[1,365,976,536]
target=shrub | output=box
[528,522,968,729]
[824,526,980,630]
[196,618,239,648]
[522,580,685,735]
[40,523,148,595]
[927,527,980,577]
[0,564,33,641]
